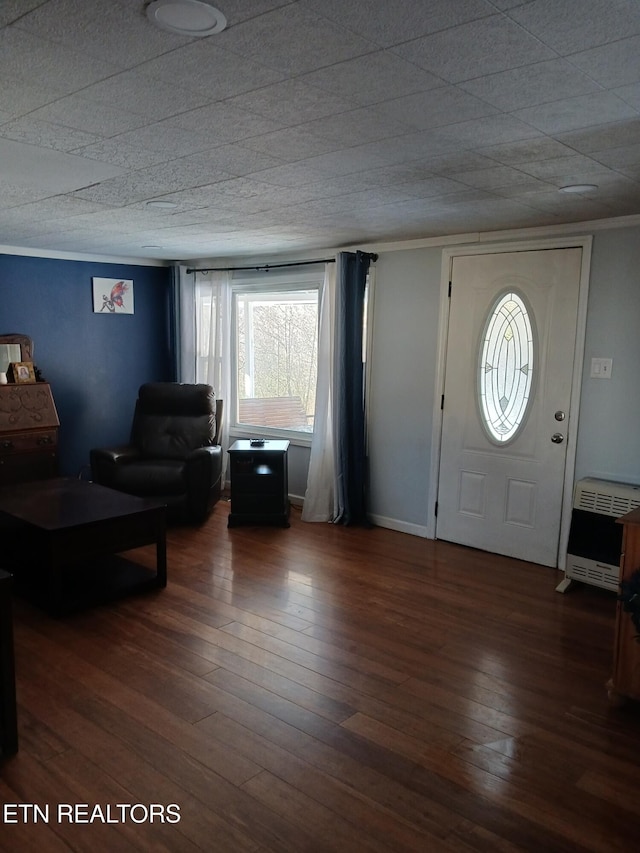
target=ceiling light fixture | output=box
[559,184,599,194]
[146,0,227,37]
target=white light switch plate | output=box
[591,357,613,378]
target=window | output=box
[478,289,535,444]
[232,270,321,438]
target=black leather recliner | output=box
[90,383,223,524]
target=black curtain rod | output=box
[186,253,377,275]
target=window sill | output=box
[230,426,312,448]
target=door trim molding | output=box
[426,236,593,569]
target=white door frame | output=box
[426,235,593,570]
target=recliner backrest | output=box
[131,382,216,460]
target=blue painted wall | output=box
[0,253,172,477]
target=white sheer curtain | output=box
[302,261,337,522]
[195,270,232,481]
[171,264,196,382]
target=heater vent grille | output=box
[574,478,640,517]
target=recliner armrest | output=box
[90,445,141,466]
[185,445,223,522]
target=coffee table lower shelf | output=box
[0,478,167,616]
[14,553,164,616]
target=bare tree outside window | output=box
[235,287,319,432]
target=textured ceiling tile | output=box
[209,1,295,24]
[514,92,638,134]
[162,104,285,145]
[476,137,577,165]
[460,59,601,111]
[301,0,496,48]
[225,80,356,126]
[2,0,640,258]
[271,147,390,179]
[302,106,414,146]
[219,4,375,75]
[0,0,46,26]
[244,161,338,188]
[13,0,190,68]
[70,139,172,171]
[569,35,640,89]
[417,152,501,174]
[27,95,150,137]
[0,182,49,207]
[440,115,542,147]
[0,137,124,194]
[392,15,556,83]
[300,52,443,107]
[71,161,234,207]
[0,26,122,92]
[615,82,640,112]
[0,118,101,152]
[138,42,286,100]
[0,73,65,117]
[186,145,286,177]
[489,0,531,8]
[1,195,108,223]
[516,154,614,179]
[492,178,554,197]
[329,129,468,168]
[79,71,211,120]
[557,118,640,153]
[106,123,215,158]
[589,142,640,169]
[377,86,499,132]
[239,127,342,161]
[393,176,471,199]
[448,165,543,190]
[507,0,640,54]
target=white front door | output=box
[436,247,583,567]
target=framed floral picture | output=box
[92,277,134,314]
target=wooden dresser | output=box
[0,383,59,485]
[608,507,640,704]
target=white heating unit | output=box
[559,477,640,592]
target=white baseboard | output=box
[367,513,431,538]
[291,499,429,537]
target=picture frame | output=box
[8,361,37,384]
[92,277,134,314]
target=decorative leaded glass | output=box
[478,290,535,443]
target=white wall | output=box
[215,219,640,534]
[366,247,442,534]
[573,228,640,485]
[366,224,640,535]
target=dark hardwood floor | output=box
[2,498,640,852]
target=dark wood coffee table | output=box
[0,478,166,615]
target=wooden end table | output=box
[228,439,290,527]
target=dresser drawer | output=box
[0,430,58,455]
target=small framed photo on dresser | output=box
[8,361,36,384]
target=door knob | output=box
[551,433,564,444]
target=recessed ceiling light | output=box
[146,0,227,37]
[146,199,178,209]
[559,184,599,194]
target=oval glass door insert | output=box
[478,290,535,443]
